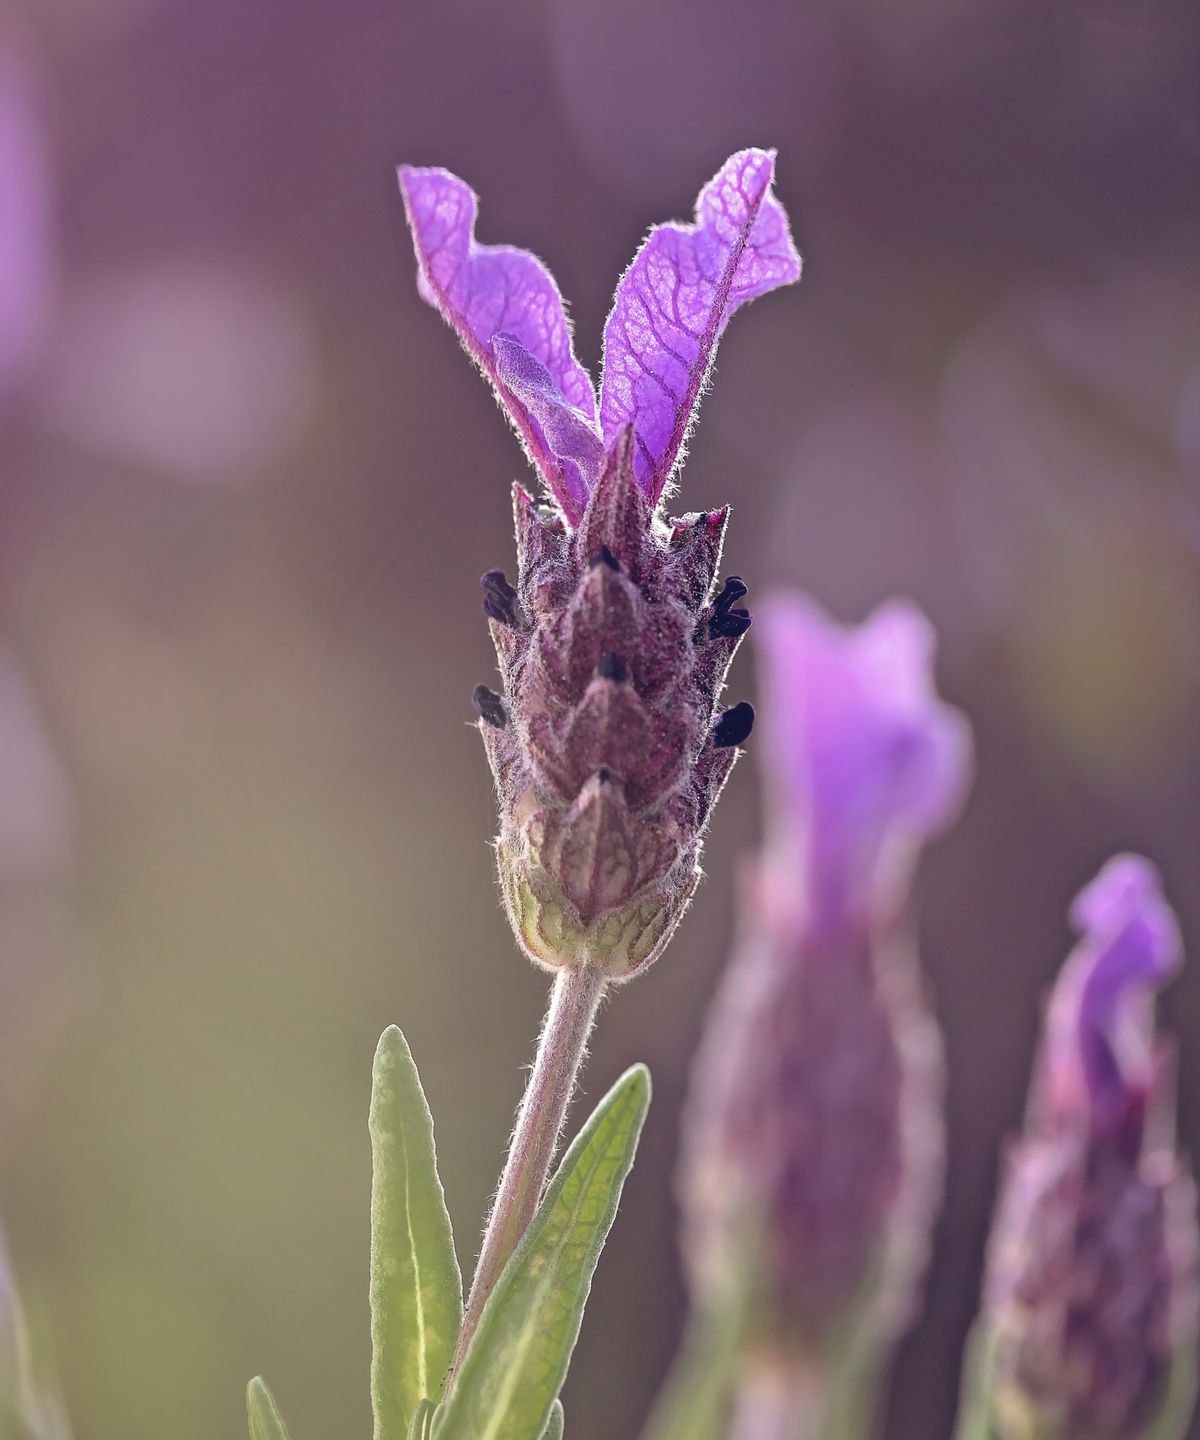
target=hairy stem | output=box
[728,1362,826,1440]
[452,963,607,1373]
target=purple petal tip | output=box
[1070,854,1182,984]
[1047,854,1183,1141]
[398,162,597,523]
[754,593,972,930]
[599,148,802,503]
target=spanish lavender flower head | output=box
[399,152,801,977]
[682,598,971,1364]
[974,856,1200,1440]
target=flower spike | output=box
[399,154,801,975]
[600,148,802,503]
[675,593,971,1435]
[961,856,1200,1440]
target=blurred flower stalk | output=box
[648,596,972,1440]
[398,148,801,1363]
[956,857,1200,1440]
[0,1236,70,1440]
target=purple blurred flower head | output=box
[0,30,53,399]
[398,149,800,525]
[681,593,969,1403]
[973,857,1199,1440]
[754,595,972,939]
[1040,855,1182,1149]
[399,154,800,976]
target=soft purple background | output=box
[0,2,1197,1438]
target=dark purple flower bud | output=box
[968,857,1200,1440]
[399,155,801,978]
[680,596,971,1377]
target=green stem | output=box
[727,1361,826,1440]
[451,963,606,1375]
[727,1333,888,1440]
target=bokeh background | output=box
[1,0,1198,1437]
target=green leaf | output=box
[437,1065,651,1440]
[246,1377,293,1440]
[407,1398,440,1440]
[371,1026,464,1440]
[539,1399,564,1440]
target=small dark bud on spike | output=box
[480,569,520,627]
[480,568,518,598]
[597,651,629,683]
[588,544,620,572]
[706,575,752,640]
[714,576,748,611]
[483,594,516,626]
[713,701,755,749]
[471,684,507,728]
[710,608,752,640]
[596,766,612,784]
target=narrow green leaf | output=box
[407,1398,440,1440]
[246,1377,293,1440]
[437,1065,651,1440]
[371,1026,464,1440]
[539,1399,564,1439]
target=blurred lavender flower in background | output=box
[959,857,1200,1440]
[399,150,801,978]
[0,25,53,399]
[670,596,972,1438]
[36,261,320,487]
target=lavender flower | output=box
[679,596,971,1414]
[965,856,1199,1440]
[399,151,801,977]
[0,29,53,397]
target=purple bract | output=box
[753,595,972,938]
[399,150,800,524]
[1042,855,1182,1146]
